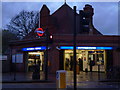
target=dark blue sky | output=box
[2,2,118,35]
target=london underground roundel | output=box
[35,28,44,36]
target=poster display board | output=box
[12,54,23,63]
[0,55,7,60]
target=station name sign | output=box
[22,46,46,51]
[22,46,113,51]
[59,46,113,50]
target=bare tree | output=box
[2,29,18,54]
[7,10,39,39]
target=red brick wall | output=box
[48,44,59,74]
[113,50,120,67]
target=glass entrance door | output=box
[64,50,85,71]
[64,50,106,72]
[88,50,105,72]
[28,51,44,72]
[64,50,73,71]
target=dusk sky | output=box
[1,1,119,35]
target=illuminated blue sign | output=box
[59,46,113,50]
[77,47,96,50]
[96,47,113,50]
[60,46,73,49]
[22,46,46,51]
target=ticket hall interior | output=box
[64,49,106,72]
[27,51,44,72]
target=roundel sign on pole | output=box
[35,28,44,37]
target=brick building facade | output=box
[9,3,120,75]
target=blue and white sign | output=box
[12,54,23,63]
[59,46,113,50]
[22,46,46,51]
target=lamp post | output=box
[73,6,77,90]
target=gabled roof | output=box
[23,3,102,40]
[41,4,50,11]
[51,3,79,34]
[52,3,74,16]
[50,3,102,35]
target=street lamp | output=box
[73,6,77,90]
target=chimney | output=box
[83,4,94,35]
[83,4,94,23]
[40,4,50,28]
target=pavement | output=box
[2,71,106,82]
[1,71,120,90]
[2,72,56,83]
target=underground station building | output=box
[9,3,120,75]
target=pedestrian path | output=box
[66,71,106,83]
[2,71,106,83]
[67,81,120,89]
[65,71,119,89]
[2,71,120,89]
[2,72,45,81]
[2,72,53,83]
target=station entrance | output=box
[27,51,44,72]
[64,50,106,72]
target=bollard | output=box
[56,70,66,89]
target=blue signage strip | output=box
[22,46,46,51]
[59,46,113,50]
[22,46,113,51]
[96,47,113,50]
[60,46,73,50]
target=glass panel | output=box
[28,51,44,72]
[64,50,106,72]
[88,50,105,72]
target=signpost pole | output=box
[35,28,48,80]
[14,54,16,80]
[73,6,77,90]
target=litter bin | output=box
[56,70,66,88]
[32,65,40,80]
